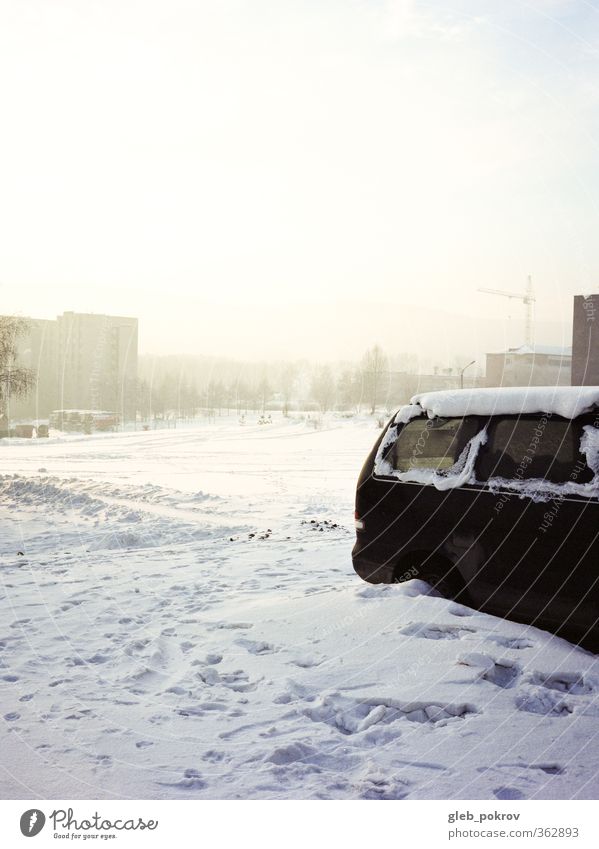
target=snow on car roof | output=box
[397,386,599,421]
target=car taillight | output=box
[354,510,365,531]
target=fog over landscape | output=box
[2,0,599,361]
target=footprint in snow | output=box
[494,786,526,800]
[265,742,315,765]
[487,635,535,650]
[236,639,277,655]
[273,679,316,704]
[65,709,94,720]
[86,652,110,664]
[458,653,519,689]
[529,671,592,695]
[529,763,565,775]
[123,639,151,656]
[176,701,229,717]
[402,703,476,725]
[290,655,323,668]
[196,667,260,692]
[304,694,475,734]
[304,586,328,595]
[201,750,226,763]
[482,663,519,689]
[357,771,410,800]
[500,762,565,776]
[157,768,206,790]
[400,622,475,641]
[515,691,573,716]
[356,585,394,600]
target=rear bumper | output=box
[352,542,395,584]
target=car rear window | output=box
[476,416,594,484]
[390,417,473,473]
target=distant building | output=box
[571,294,599,385]
[5,311,138,421]
[57,312,138,415]
[387,368,484,406]
[485,345,571,388]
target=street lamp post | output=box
[460,360,476,389]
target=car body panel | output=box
[353,411,599,650]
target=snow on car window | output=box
[581,425,599,476]
[391,418,462,472]
[374,417,487,491]
[482,422,599,501]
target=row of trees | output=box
[136,345,392,419]
[0,317,408,422]
[311,346,389,415]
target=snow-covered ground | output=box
[1,416,598,800]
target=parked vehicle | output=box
[49,410,119,433]
[353,386,599,651]
[13,424,35,438]
[2,420,49,439]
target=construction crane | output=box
[478,275,535,347]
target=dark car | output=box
[352,386,599,651]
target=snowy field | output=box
[1,416,598,800]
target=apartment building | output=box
[6,311,138,420]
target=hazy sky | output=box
[1,0,599,362]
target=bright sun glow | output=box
[0,0,598,360]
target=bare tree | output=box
[337,367,361,412]
[257,374,271,414]
[138,378,152,421]
[361,345,388,415]
[310,365,335,413]
[280,364,298,416]
[395,371,421,406]
[0,316,35,420]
